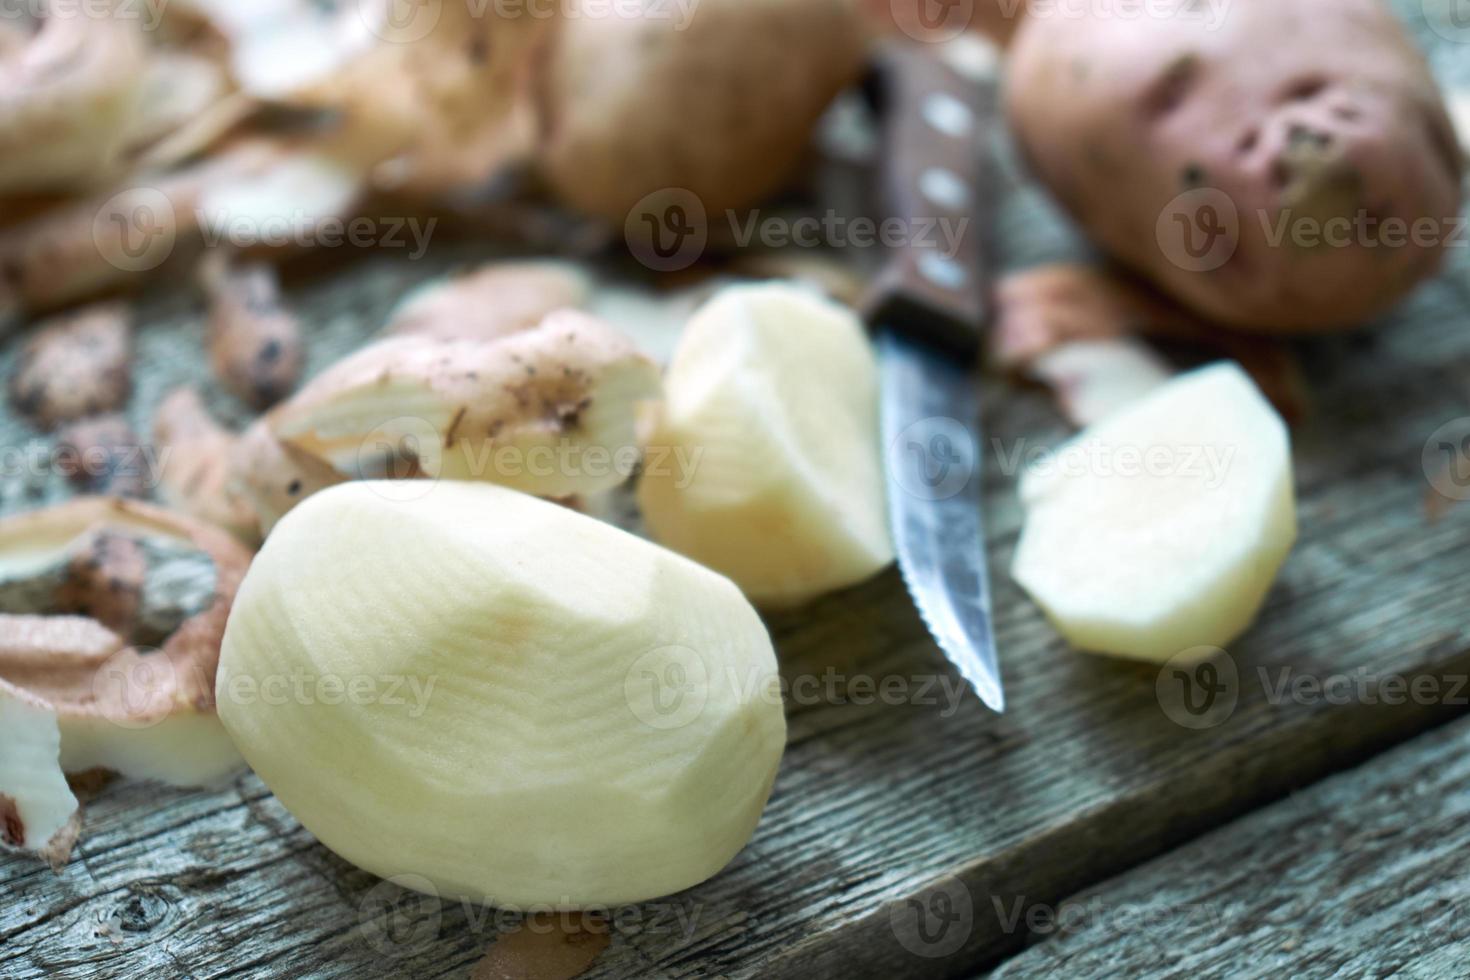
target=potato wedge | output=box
[1011,362,1297,662]
[638,284,893,607]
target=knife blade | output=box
[862,42,1003,711]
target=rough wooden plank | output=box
[2,238,1467,980]
[983,715,1470,979]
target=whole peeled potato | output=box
[1006,0,1464,332]
[535,0,869,222]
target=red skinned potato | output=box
[1006,0,1464,332]
[536,0,870,221]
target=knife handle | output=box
[861,43,995,363]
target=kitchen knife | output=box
[862,43,1003,712]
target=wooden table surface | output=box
[3,3,1469,978]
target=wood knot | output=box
[112,886,171,933]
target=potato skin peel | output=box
[9,304,133,430]
[0,680,81,868]
[0,5,149,194]
[0,499,250,799]
[386,261,593,343]
[257,309,660,515]
[218,481,786,907]
[153,387,263,542]
[201,258,304,410]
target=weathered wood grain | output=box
[2,3,1468,979]
[2,237,1467,979]
[984,715,1470,979]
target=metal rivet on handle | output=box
[919,254,967,291]
[922,93,974,138]
[918,167,971,211]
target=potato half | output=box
[637,284,894,608]
[1011,362,1297,662]
[217,481,786,908]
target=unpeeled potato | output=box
[1006,0,1463,332]
[535,0,870,221]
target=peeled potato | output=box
[637,284,893,608]
[217,481,786,908]
[1011,362,1296,662]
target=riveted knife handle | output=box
[861,43,995,363]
